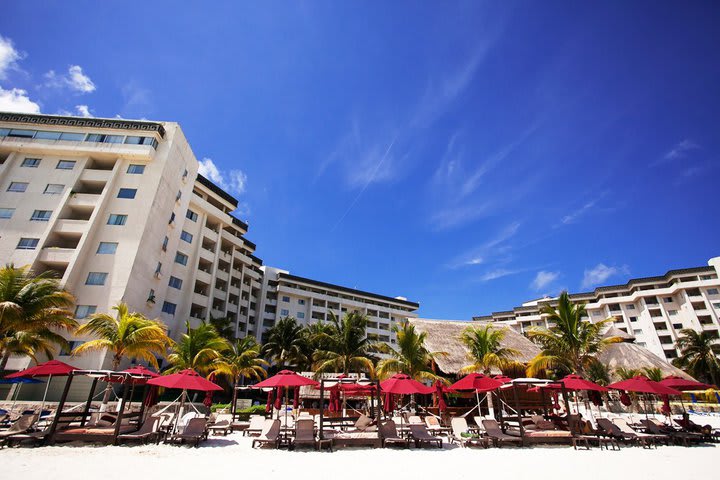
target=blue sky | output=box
[1,2,719,319]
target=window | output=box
[0,208,15,219]
[297,312,305,319]
[713,302,720,310]
[59,132,84,141]
[56,160,76,170]
[633,329,643,335]
[169,212,176,224]
[176,190,182,202]
[592,311,602,317]
[96,242,118,254]
[107,214,127,225]
[117,188,137,199]
[155,262,162,275]
[85,272,108,285]
[6,129,34,138]
[663,297,673,303]
[161,301,177,315]
[668,310,678,316]
[34,131,61,140]
[282,296,290,303]
[168,276,183,289]
[174,252,188,265]
[124,136,157,147]
[182,169,188,180]
[280,309,289,316]
[707,288,719,295]
[44,183,65,195]
[298,299,306,305]
[7,182,28,192]
[629,316,638,322]
[86,134,124,144]
[672,323,683,330]
[16,238,39,250]
[74,305,97,319]
[186,209,198,222]
[626,304,636,310]
[21,158,41,167]
[180,230,193,243]
[162,236,169,251]
[30,210,52,221]
[127,164,145,174]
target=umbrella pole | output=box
[39,374,52,414]
[10,382,23,412]
[174,389,186,434]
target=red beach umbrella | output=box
[253,370,319,389]
[293,386,300,409]
[383,391,395,413]
[608,376,682,396]
[144,386,159,407]
[328,389,337,412]
[659,376,714,391]
[560,374,609,392]
[266,389,274,413]
[450,373,503,392]
[203,373,217,408]
[5,359,78,378]
[274,386,283,410]
[147,369,222,391]
[435,380,447,413]
[619,391,632,406]
[123,365,160,378]
[492,375,512,384]
[380,374,433,395]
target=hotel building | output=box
[0,112,418,380]
[473,257,720,363]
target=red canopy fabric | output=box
[293,385,300,408]
[608,376,682,396]
[383,391,395,413]
[492,375,512,384]
[435,380,447,412]
[380,374,433,395]
[122,365,160,378]
[266,389,274,413]
[144,385,159,407]
[560,374,609,392]
[659,376,713,391]
[5,359,79,378]
[449,373,503,392]
[253,370,319,388]
[274,386,282,410]
[147,369,222,392]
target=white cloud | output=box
[0,35,22,80]
[479,268,519,282]
[198,158,248,195]
[663,139,699,161]
[448,221,520,267]
[45,65,96,93]
[531,271,560,291]
[75,105,92,117]
[581,263,629,289]
[561,199,597,225]
[0,87,40,113]
[431,202,494,231]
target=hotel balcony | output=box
[37,247,74,265]
[79,168,112,183]
[53,219,88,237]
[67,193,99,210]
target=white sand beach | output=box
[3,418,719,480]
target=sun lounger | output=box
[379,420,413,448]
[408,415,424,425]
[642,418,702,446]
[252,419,281,449]
[117,417,161,445]
[2,427,51,447]
[245,415,266,436]
[450,417,487,448]
[409,424,442,448]
[425,415,450,436]
[208,414,233,436]
[0,414,37,440]
[166,418,208,447]
[596,418,659,448]
[291,418,317,450]
[482,419,523,447]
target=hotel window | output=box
[85,272,108,286]
[626,304,635,310]
[16,238,39,250]
[633,329,643,335]
[186,209,198,222]
[174,252,188,266]
[180,230,193,243]
[182,169,189,180]
[107,214,127,225]
[117,188,137,199]
[30,210,52,221]
[127,164,145,174]
[0,208,14,219]
[162,236,169,251]
[6,129,34,138]
[96,242,118,254]
[155,262,163,275]
[34,131,62,140]
[161,301,177,315]
[124,136,157,147]
[60,132,84,141]
[169,212,176,224]
[168,276,183,289]
[297,312,305,319]
[280,309,289,316]
[713,303,720,309]
[21,157,41,167]
[707,288,719,295]
[282,296,290,302]
[673,323,683,330]
[86,134,124,144]
[298,299,306,305]
[44,183,65,195]
[668,310,678,316]
[56,160,76,170]
[7,182,28,192]
[176,190,182,202]
[629,316,638,322]
[75,305,97,319]
[663,297,673,303]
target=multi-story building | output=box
[0,112,419,382]
[256,267,419,344]
[473,257,720,363]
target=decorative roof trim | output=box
[195,174,238,207]
[0,112,165,137]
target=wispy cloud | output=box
[651,139,700,166]
[448,221,521,268]
[478,268,521,282]
[430,202,495,231]
[0,87,40,113]
[44,65,96,93]
[561,199,598,225]
[119,81,153,119]
[0,35,22,80]
[581,263,629,289]
[531,270,560,291]
[198,158,248,196]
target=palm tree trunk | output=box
[231,376,239,420]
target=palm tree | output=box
[526,292,621,377]
[262,316,306,369]
[585,360,611,385]
[673,329,720,386]
[298,321,333,370]
[312,311,378,376]
[167,320,230,376]
[0,265,77,370]
[614,367,642,380]
[376,320,446,382]
[208,315,235,341]
[643,367,664,382]
[73,302,172,404]
[459,324,519,374]
[211,336,268,415]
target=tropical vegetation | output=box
[211,336,268,411]
[376,320,446,381]
[459,324,519,375]
[672,329,720,386]
[312,311,378,376]
[167,320,229,375]
[261,316,306,368]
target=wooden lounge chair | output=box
[0,414,37,440]
[642,418,701,446]
[245,415,266,436]
[409,424,442,448]
[597,418,659,448]
[117,417,161,445]
[450,417,487,448]
[482,419,523,447]
[379,420,413,448]
[208,414,233,436]
[252,419,281,449]
[166,418,208,447]
[408,415,424,425]
[425,415,450,436]
[291,418,317,450]
[3,427,51,447]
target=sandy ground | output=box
[2,415,719,480]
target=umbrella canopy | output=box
[265,389,274,413]
[434,380,447,412]
[608,376,682,396]
[560,374,609,392]
[122,365,160,378]
[383,391,395,413]
[274,386,282,410]
[253,370,319,388]
[659,376,714,391]
[380,374,433,395]
[5,359,79,378]
[450,373,503,392]
[492,375,512,384]
[147,369,222,392]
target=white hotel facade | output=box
[0,112,418,377]
[474,257,720,363]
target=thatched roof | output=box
[603,326,635,342]
[597,342,694,381]
[409,318,540,375]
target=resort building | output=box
[0,112,419,381]
[473,257,720,363]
